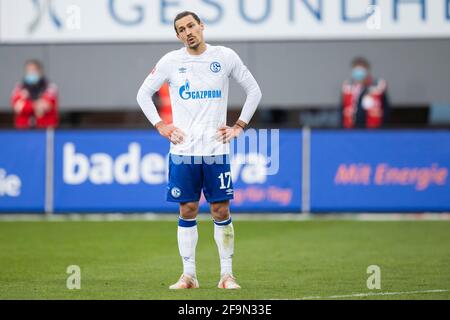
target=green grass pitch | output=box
[0,219,449,300]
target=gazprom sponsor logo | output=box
[179,80,222,101]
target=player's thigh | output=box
[167,154,202,203]
[202,154,234,203]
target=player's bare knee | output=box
[211,202,230,222]
[180,202,199,219]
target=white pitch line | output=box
[298,289,450,300]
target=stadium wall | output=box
[0,129,449,214]
[1,39,450,111]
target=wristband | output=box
[234,121,246,130]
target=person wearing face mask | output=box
[340,57,390,129]
[10,59,59,129]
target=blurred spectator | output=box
[157,83,173,124]
[340,57,390,129]
[11,60,59,129]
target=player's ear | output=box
[200,22,204,32]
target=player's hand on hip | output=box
[155,122,186,145]
[217,125,244,144]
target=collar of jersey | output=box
[184,43,210,58]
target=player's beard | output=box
[187,36,200,49]
[189,42,200,50]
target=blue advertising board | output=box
[0,131,46,212]
[219,129,301,213]
[53,130,176,212]
[3,129,449,214]
[53,130,302,213]
[310,131,450,212]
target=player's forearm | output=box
[238,76,262,125]
[136,82,162,127]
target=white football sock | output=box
[214,217,234,276]
[177,217,198,278]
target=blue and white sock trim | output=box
[178,217,197,227]
[214,217,232,226]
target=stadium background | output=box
[1,0,449,214]
[1,0,450,301]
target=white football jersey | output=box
[142,44,257,156]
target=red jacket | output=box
[341,77,390,129]
[11,81,59,129]
[158,83,172,124]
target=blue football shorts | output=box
[166,153,234,203]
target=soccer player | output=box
[137,11,262,290]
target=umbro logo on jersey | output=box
[178,67,187,74]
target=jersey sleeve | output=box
[136,54,172,126]
[227,48,250,84]
[226,48,262,125]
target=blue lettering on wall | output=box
[342,0,377,23]
[289,0,323,22]
[393,0,426,21]
[446,0,450,20]
[160,0,180,25]
[108,0,144,26]
[201,0,224,25]
[239,0,271,24]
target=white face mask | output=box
[351,67,368,82]
[24,73,41,85]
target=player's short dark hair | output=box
[351,57,370,69]
[25,59,43,71]
[173,11,201,34]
